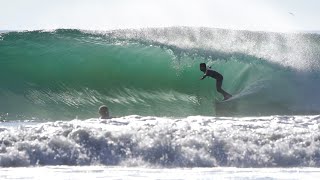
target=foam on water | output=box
[1,166,320,180]
[1,115,320,168]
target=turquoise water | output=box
[1,28,320,171]
[1,28,320,120]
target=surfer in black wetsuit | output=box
[200,63,232,100]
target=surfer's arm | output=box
[200,74,207,80]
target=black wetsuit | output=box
[206,69,223,80]
[205,69,226,96]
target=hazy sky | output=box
[1,0,319,32]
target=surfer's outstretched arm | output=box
[200,74,207,80]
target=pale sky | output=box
[1,0,319,32]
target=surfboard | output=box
[217,93,240,103]
[222,96,235,102]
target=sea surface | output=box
[1,27,320,179]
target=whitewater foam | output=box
[2,166,320,180]
[1,115,320,167]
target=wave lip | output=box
[1,115,320,167]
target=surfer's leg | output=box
[216,79,226,94]
[216,79,232,100]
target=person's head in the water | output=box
[200,63,207,72]
[99,105,110,119]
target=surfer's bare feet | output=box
[223,94,232,100]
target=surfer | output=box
[199,63,232,100]
[99,105,111,119]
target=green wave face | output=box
[1,28,320,120]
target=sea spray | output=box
[1,115,320,167]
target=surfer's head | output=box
[200,63,207,72]
[99,105,110,119]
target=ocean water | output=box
[1,27,320,179]
[1,116,320,179]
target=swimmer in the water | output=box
[99,105,111,119]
